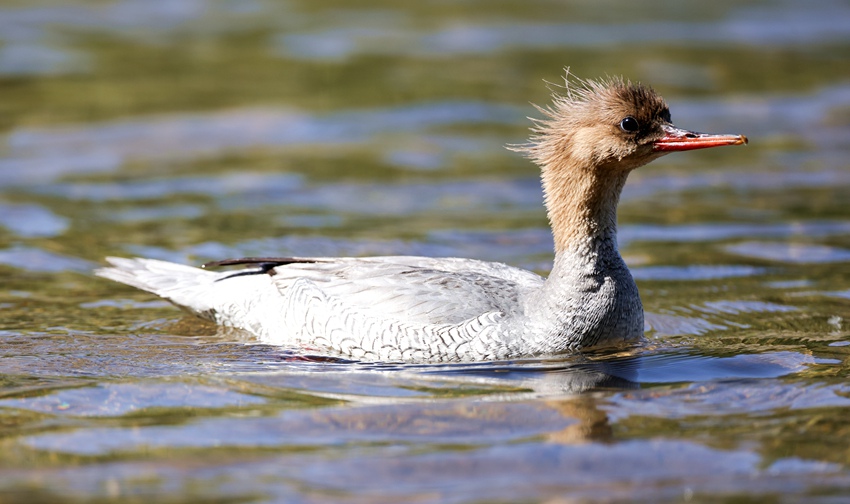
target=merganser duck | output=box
[97,76,747,362]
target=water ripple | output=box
[0,381,265,417]
[609,371,850,417]
[2,103,521,186]
[276,1,850,60]
[0,203,69,238]
[621,221,850,247]
[725,242,850,264]
[0,246,94,273]
[631,265,764,281]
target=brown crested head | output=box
[513,74,747,251]
[515,75,746,174]
[516,76,672,173]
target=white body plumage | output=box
[98,239,643,362]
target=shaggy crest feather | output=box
[513,74,669,167]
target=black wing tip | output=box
[204,256,328,282]
[202,256,324,269]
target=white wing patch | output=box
[265,256,543,325]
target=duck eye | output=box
[619,116,640,133]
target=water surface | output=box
[1,0,850,502]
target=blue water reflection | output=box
[1,0,849,502]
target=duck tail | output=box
[95,257,220,320]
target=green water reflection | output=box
[1,0,850,502]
